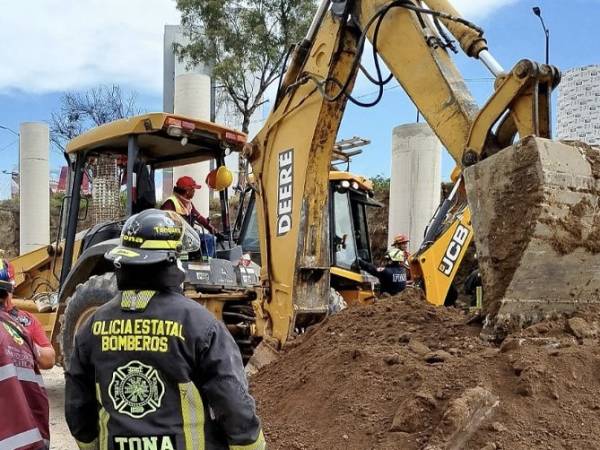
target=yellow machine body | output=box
[410,207,473,306]
[11,0,589,359]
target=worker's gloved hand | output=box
[357,258,369,270]
[215,232,226,242]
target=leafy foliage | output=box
[175,0,317,133]
[368,175,391,262]
[370,174,391,195]
[50,85,140,150]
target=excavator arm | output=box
[246,0,568,346]
[245,10,359,342]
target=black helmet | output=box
[105,209,201,267]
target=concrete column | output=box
[388,123,442,253]
[172,73,211,216]
[161,168,173,202]
[19,122,50,255]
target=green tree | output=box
[370,174,390,195]
[175,0,317,133]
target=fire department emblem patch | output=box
[108,361,165,419]
[2,323,23,345]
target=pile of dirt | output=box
[251,289,600,449]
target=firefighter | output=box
[358,249,408,296]
[0,261,50,449]
[64,209,265,450]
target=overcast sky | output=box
[0,0,516,95]
[0,0,179,94]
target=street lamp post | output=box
[0,125,19,200]
[532,6,550,65]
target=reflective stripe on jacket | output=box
[166,195,188,216]
[0,311,49,450]
[65,290,264,450]
[162,196,213,232]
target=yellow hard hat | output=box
[206,166,234,191]
[385,248,404,263]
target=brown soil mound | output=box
[251,289,600,450]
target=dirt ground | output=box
[251,289,600,450]
[44,366,78,450]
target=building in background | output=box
[557,65,600,145]
[59,167,87,194]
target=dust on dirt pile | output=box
[251,289,600,450]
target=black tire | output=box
[59,273,118,369]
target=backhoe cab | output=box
[236,170,381,308]
[10,113,267,365]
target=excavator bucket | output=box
[464,137,600,338]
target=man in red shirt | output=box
[0,260,55,369]
[0,262,50,449]
[161,176,221,257]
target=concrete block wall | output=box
[557,65,600,145]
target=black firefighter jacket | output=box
[65,289,265,450]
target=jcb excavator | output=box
[242,0,600,349]
[410,173,474,307]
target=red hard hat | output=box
[176,176,202,190]
[393,234,409,244]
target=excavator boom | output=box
[246,0,599,345]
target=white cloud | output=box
[451,0,518,19]
[0,0,515,95]
[0,0,180,94]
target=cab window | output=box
[332,191,358,270]
[351,199,372,262]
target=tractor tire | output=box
[59,273,118,370]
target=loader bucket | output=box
[464,137,600,338]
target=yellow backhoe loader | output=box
[410,173,474,307]
[8,115,381,366]
[9,114,260,364]
[235,168,381,307]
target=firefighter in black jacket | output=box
[64,209,265,450]
[358,248,407,296]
